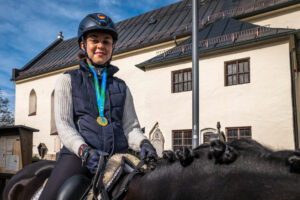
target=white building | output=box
[12,0,300,159]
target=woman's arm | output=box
[122,87,147,152]
[54,74,86,156]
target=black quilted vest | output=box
[60,60,128,156]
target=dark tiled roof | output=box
[136,17,295,69]
[13,0,298,81]
[13,37,80,80]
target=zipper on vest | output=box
[77,119,81,132]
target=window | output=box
[172,68,192,93]
[225,58,250,86]
[50,91,57,135]
[172,130,192,150]
[226,127,251,142]
[29,89,37,116]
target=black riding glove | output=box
[79,144,106,174]
[140,140,158,161]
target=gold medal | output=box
[97,116,108,126]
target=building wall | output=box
[115,40,295,150]
[15,73,63,158]
[243,4,300,29]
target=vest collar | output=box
[80,59,119,77]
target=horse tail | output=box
[3,160,56,200]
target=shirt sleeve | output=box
[122,87,147,152]
[54,73,86,156]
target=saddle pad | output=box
[103,153,146,186]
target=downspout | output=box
[289,34,299,149]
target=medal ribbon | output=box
[88,64,107,121]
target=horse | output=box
[3,139,300,200]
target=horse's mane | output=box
[125,139,300,200]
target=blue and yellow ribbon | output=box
[88,63,108,126]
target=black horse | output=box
[3,139,300,200]
[124,139,300,200]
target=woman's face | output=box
[81,32,113,65]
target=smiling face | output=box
[81,31,114,65]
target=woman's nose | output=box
[96,42,104,49]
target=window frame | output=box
[171,68,192,93]
[226,126,252,142]
[224,58,250,86]
[172,129,192,150]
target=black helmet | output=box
[78,13,118,45]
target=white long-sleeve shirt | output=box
[54,73,147,156]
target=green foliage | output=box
[0,89,14,127]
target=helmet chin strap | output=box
[81,36,111,68]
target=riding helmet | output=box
[78,13,118,45]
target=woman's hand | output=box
[79,145,105,174]
[140,140,158,161]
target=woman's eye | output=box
[103,40,112,45]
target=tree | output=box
[0,89,14,126]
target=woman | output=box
[39,13,157,200]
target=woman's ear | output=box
[80,41,85,51]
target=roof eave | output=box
[114,31,191,55]
[234,0,300,20]
[12,60,79,82]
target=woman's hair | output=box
[77,52,86,60]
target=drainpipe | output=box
[290,43,299,149]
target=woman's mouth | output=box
[96,52,105,56]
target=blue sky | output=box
[0,0,180,113]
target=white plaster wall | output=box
[15,73,61,156]
[114,40,294,150]
[196,41,294,150]
[112,43,176,133]
[244,5,300,29]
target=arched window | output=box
[50,90,57,135]
[29,89,37,116]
